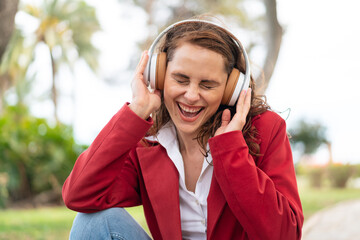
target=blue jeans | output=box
[69,208,152,240]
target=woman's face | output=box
[163,42,228,138]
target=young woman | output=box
[62,19,304,240]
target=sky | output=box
[266,0,360,164]
[18,0,360,164]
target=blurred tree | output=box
[21,0,100,122]
[0,0,100,206]
[122,0,282,93]
[289,119,333,164]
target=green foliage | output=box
[0,104,87,206]
[327,164,355,188]
[0,0,98,207]
[289,119,328,155]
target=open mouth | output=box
[177,102,204,119]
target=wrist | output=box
[129,102,152,120]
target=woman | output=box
[62,19,304,240]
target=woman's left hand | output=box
[215,88,252,136]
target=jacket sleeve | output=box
[208,112,303,240]
[62,103,153,213]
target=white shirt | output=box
[154,122,213,240]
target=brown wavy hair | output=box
[147,19,270,157]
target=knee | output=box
[69,208,150,240]
[70,208,128,239]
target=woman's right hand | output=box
[129,51,161,119]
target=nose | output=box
[184,83,200,103]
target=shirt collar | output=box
[149,121,213,183]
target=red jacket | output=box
[62,104,303,240]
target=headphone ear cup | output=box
[155,52,167,90]
[222,68,240,105]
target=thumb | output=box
[221,109,231,128]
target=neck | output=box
[177,130,207,156]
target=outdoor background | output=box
[1,0,360,239]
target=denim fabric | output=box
[69,208,152,240]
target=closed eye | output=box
[200,84,214,89]
[172,72,189,84]
[200,80,220,90]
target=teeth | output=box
[178,103,202,113]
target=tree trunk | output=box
[0,73,10,113]
[0,0,19,61]
[327,142,333,164]
[0,0,19,113]
[50,50,59,123]
[259,0,283,94]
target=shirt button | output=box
[195,199,200,205]
[201,219,206,226]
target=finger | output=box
[137,51,149,76]
[244,88,252,107]
[242,88,251,113]
[220,109,231,127]
[135,51,146,73]
[236,89,247,111]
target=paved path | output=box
[302,199,360,240]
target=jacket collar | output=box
[137,145,182,240]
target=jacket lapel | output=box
[207,174,226,239]
[137,145,182,240]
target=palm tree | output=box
[24,0,100,122]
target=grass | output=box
[0,206,76,239]
[0,206,147,239]
[298,176,360,219]
[1,180,360,239]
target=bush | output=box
[353,164,360,178]
[307,166,325,188]
[327,164,355,188]
[0,104,87,207]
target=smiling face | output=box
[163,42,228,139]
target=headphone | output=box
[143,19,251,106]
